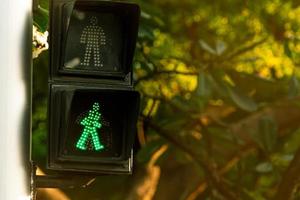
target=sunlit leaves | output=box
[135,58,197,98]
[143,98,160,117]
[235,39,294,79]
[135,0,300,197]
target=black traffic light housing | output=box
[48,0,140,174]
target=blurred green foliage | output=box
[33,0,300,199]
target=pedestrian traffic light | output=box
[48,0,140,174]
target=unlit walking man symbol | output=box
[80,16,106,68]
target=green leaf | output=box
[284,41,293,59]
[141,11,152,19]
[258,116,277,153]
[38,0,49,10]
[216,40,227,55]
[283,128,300,154]
[255,162,273,173]
[197,72,211,98]
[33,6,49,32]
[227,86,258,112]
[199,40,216,55]
[243,189,266,200]
[257,174,277,188]
[288,75,299,98]
[32,122,47,161]
[153,16,165,26]
[227,70,288,101]
[138,24,155,40]
[271,153,293,168]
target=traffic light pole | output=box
[0,0,32,199]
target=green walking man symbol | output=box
[76,102,104,151]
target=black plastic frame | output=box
[50,0,140,84]
[48,84,140,174]
[48,0,140,174]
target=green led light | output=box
[76,102,104,151]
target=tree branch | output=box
[136,70,197,85]
[186,145,256,200]
[146,119,239,200]
[135,47,198,85]
[230,97,300,143]
[224,37,267,61]
[274,147,300,200]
